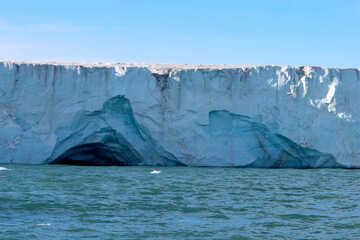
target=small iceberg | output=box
[150,170,161,174]
[37,223,51,226]
[0,167,11,171]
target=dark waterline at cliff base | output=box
[1,165,360,239]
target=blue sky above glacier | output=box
[0,0,359,67]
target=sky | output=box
[0,0,359,68]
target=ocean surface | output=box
[1,165,360,239]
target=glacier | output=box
[1,61,360,168]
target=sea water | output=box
[1,165,360,239]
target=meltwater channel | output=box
[1,165,360,239]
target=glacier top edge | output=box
[0,60,359,72]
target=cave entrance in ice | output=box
[49,142,136,166]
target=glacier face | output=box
[0,61,359,168]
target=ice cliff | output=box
[1,61,360,168]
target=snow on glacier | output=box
[0,61,359,168]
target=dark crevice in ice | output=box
[49,142,138,166]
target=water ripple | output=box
[1,165,360,239]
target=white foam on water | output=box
[0,167,11,171]
[36,223,51,226]
[150,170,161,174]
